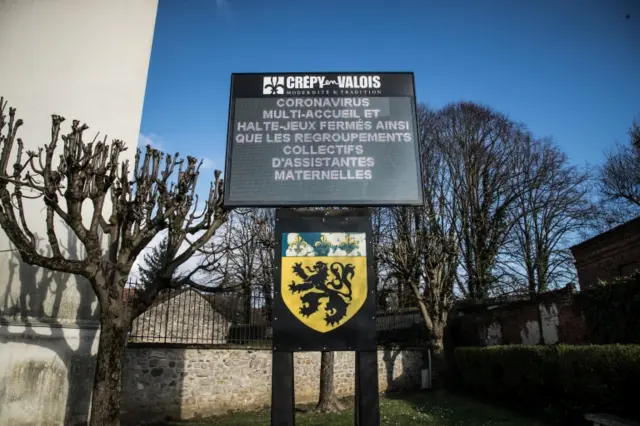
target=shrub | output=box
[577,270,640,344]
[452,345,640,424]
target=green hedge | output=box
[452,345,640,424]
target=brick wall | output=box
[447,285,587,347]
[571,216,640,291]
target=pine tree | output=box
[138,236,170,289]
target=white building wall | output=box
[0,1,158,424]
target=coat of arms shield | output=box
[280,232,367,333]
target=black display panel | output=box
[224,72,423,207]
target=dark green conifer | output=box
[138,236,169,288]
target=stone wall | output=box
[121,347,423,422]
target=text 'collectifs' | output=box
[232,96,415,182]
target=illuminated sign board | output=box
[223,72,423,207]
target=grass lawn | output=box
[154,390,547,426]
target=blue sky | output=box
[139,0,640,175]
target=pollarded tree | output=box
[0,97,228,426]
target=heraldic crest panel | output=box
[272,209,377,352]
[282,232,367,333]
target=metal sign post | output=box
[270,208,379,426]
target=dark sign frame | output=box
[271,208,377,352]
[223,71,425,208]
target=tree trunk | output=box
[89,309,128,426]
[314,351,344,413]
[535,294,546,345]
[243,284,253,321]
[261,274,273,321]
[429,320,447,389]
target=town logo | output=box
[281,233,367,333]
[262,75,382,95]
[263,76,285,95]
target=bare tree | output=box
[414,105,459,349]
[436,102,536,299]
[370,207,393,309]
[500,138,593,294]
[377,208,416,310]
[175,216,234,290]
[254,208,276,319]
[590,197,640,235]
[601,117,640,205]
[382,207,423,305]
[597,116,640,227]
[0,98,228,426]
[379,105,458,352]
[217,209,267,319]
